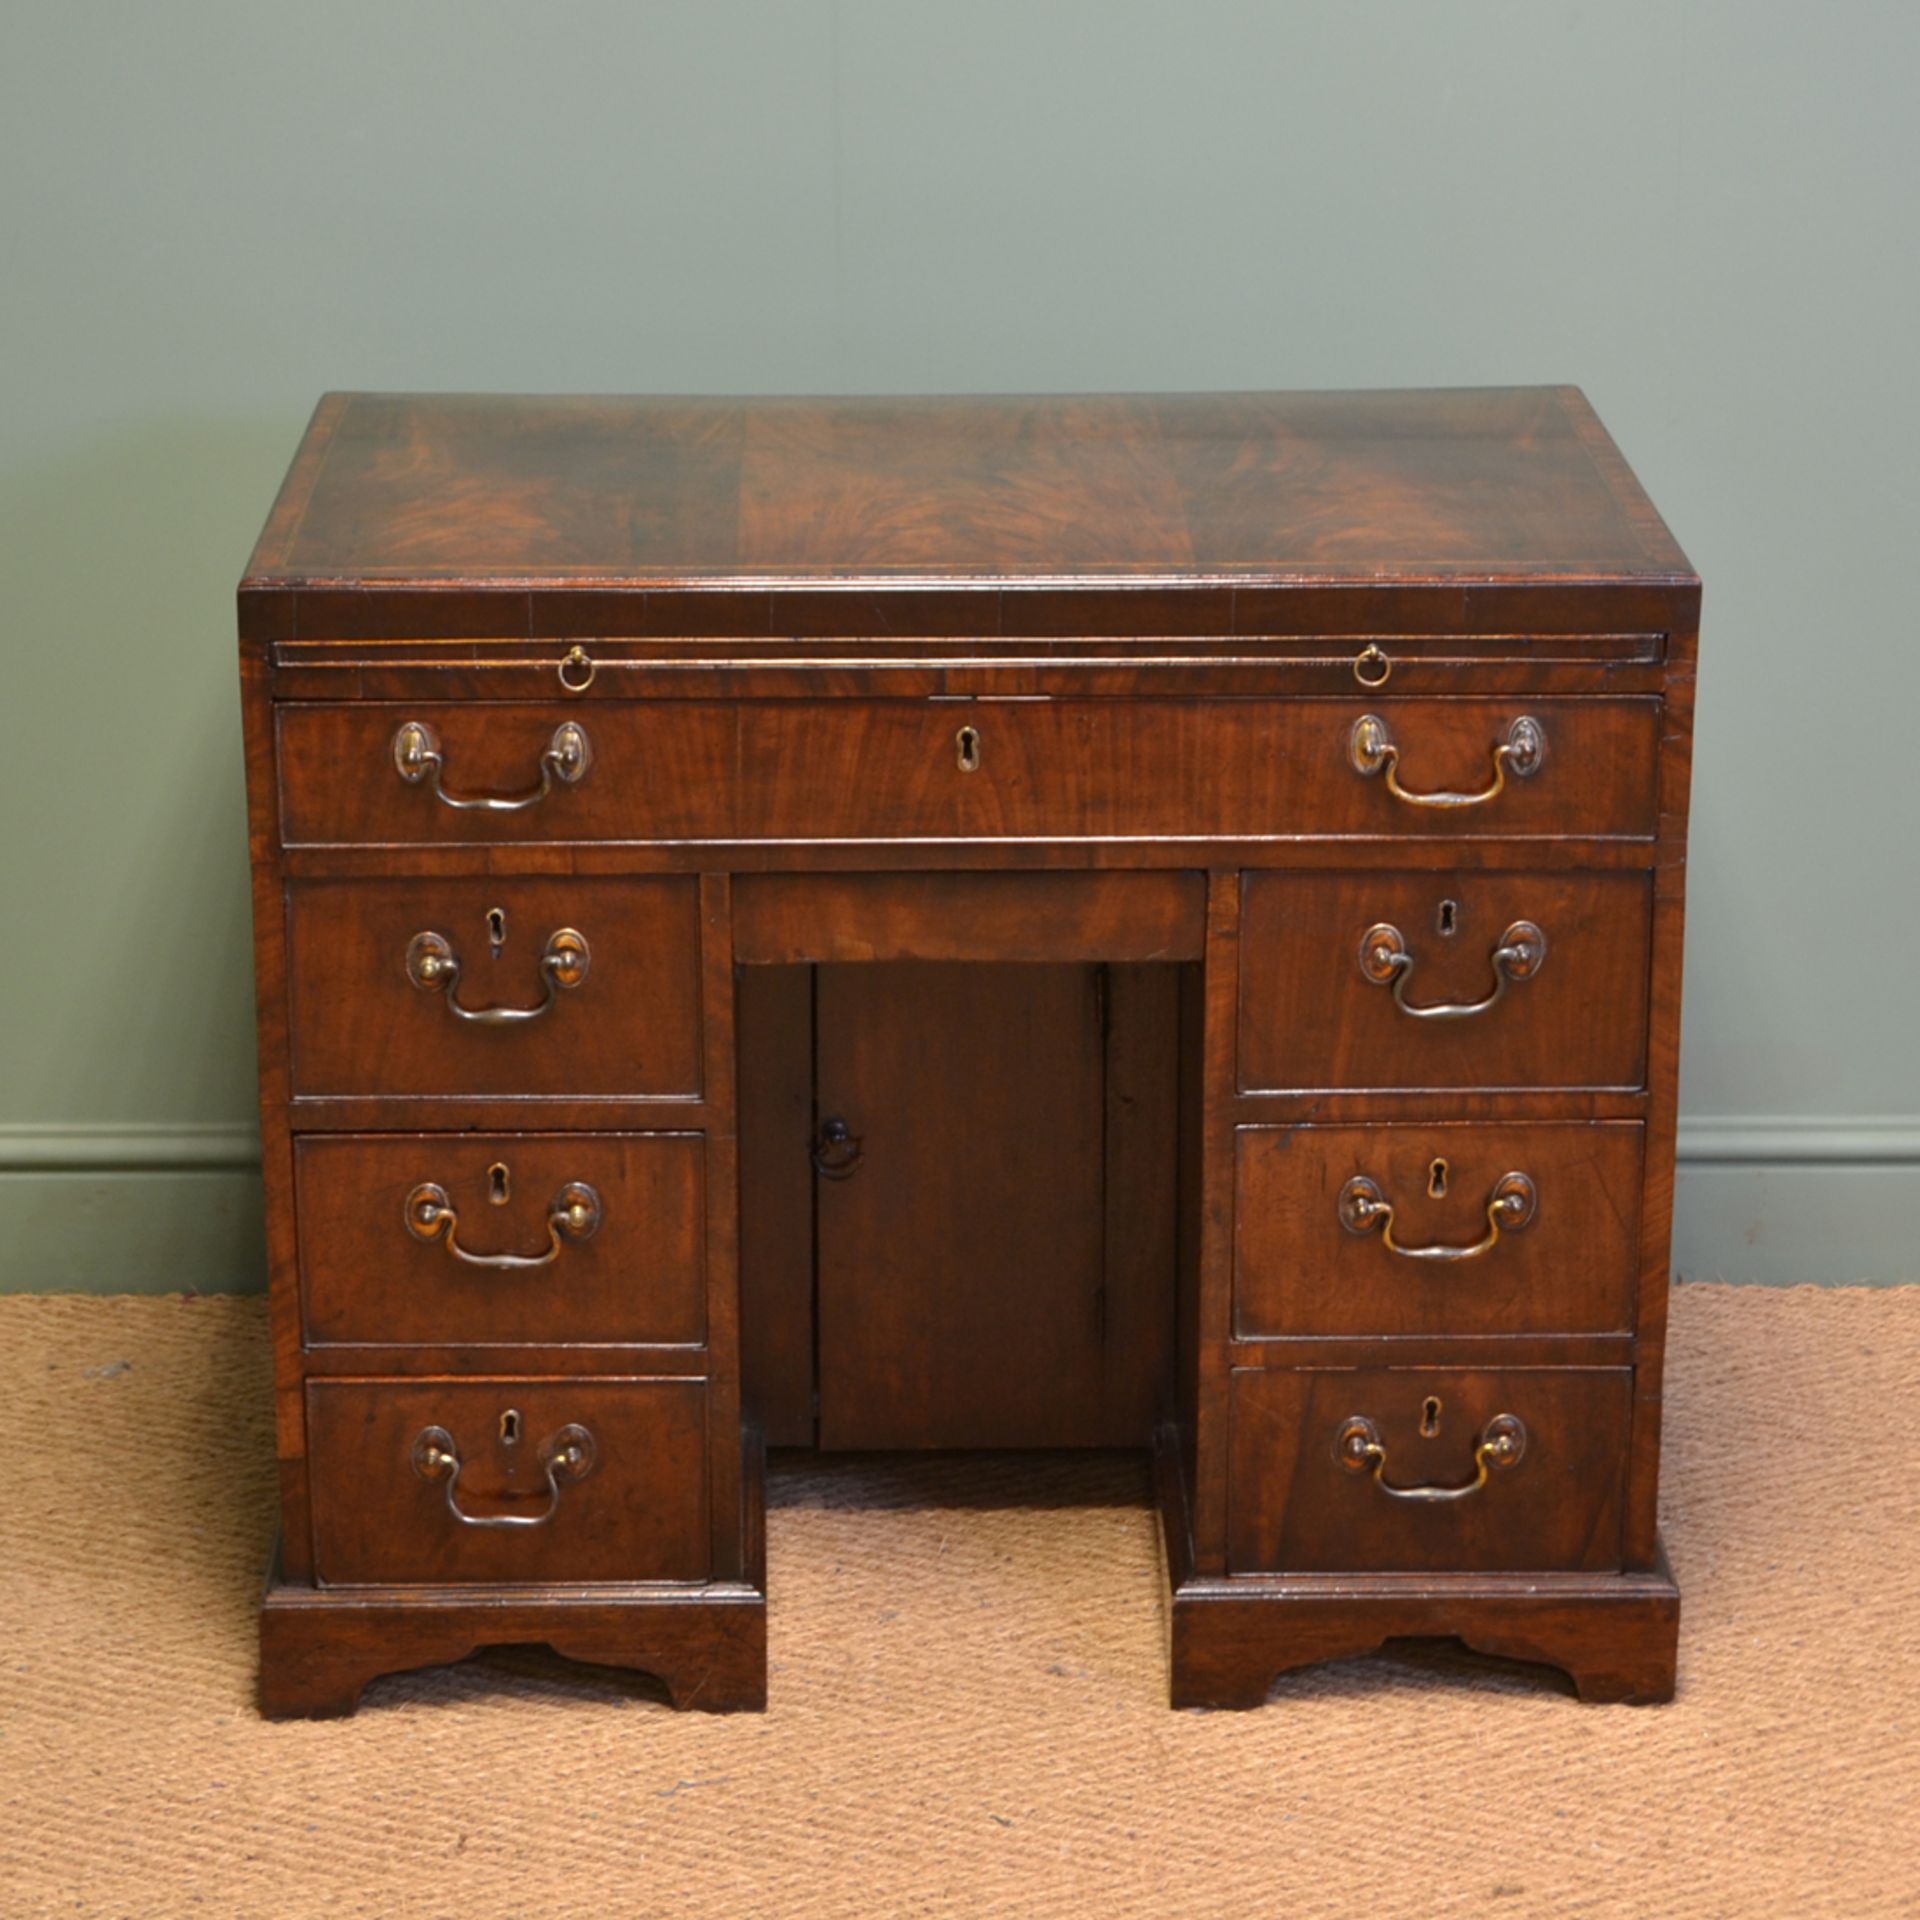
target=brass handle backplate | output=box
[1339,1170,1537,1261]
[1349,712,1543,808]
[1360,920,1547,1019]
[405,927,590,1024]
[411,1422,596,1529]
[404,1180,601,1269]
[392,719,591,811]
[1335,1412,1527,1501]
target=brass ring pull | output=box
[404,1180,601,1269]
[1335,1413,1527,1501]
[1349,712,1543,808]
[392,719,591,811]
[811,1117,864,1179]
[1359,920,1546,1020]
[1339,1170,1537,1261]
[405,927,591,1024]
[557,645,596,693]
[411,1423,596,1529]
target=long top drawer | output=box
[276,697,1661,845]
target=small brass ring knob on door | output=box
[811,1118,864,1179]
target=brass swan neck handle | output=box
[404,1180,601,1269]
[1359,920,1547,1020]
[392,719,591,812]
[1339,1170,1537,1261]
[405,927,591,1025]
[411,1423,596,1529]
[1349,712,1544,809]
[1335,1413,1527,1501]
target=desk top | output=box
[241,387,1694,641]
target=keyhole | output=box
[499,1408,522,1446]
[488,1162,511,1206]
[486,906,507,956]
[1437,899,1459,937]
[1428,1156,1450,1199]
[955,724,982,773]
[1421,1397,1443,1438]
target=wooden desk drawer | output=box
[1228,1365,1630,1573]
[278,702,736,846]
[1239,870,1652,1092]
[306,1376,709,1585]
[276,696,1659,844]
[286,877,701,1099]
[296,1133,706,1348]
[1233,1122,1642,1339]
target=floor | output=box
[0,1283,1914,1918]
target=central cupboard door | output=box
[814,963,1173,1448]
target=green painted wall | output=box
[3,1,1917,1289]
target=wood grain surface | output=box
[241,388,1699,1713]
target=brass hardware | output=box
[1436,898,1458,937]
[411,1422,596,1529]
[405,926,590,1024]
[1348,712,1543,807]
[1427,1157,1450,1199]
[1339,1169,1537,1261]
[1358,919,1546,1020]
[391,718,591,810]
[486,906,508,955]
[955,724,982,773]
[499,1408,522,1445]
[404,1178,602,1268]
[1420,1396,1443,1437]
[557,644,596,692]
[1353,644,1392,687]
[1335,1412,1526,1501]
[811,1117,864,1179]
[488,1161,511,1206]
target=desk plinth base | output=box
[258,1560,768,1719]
[1154,1428,1679,1708]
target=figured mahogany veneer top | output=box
[242,387,1694,640]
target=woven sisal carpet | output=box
[0,1286,1914,1918]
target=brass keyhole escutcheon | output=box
[499,1408,522,1446]
[486,906,507,956]
[488,1162,511,1206]
[955,724,982,773]
[1427,1157,1450,1199]
[1421,1396,1443,1438]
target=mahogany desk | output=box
[238,388,1696,1714]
